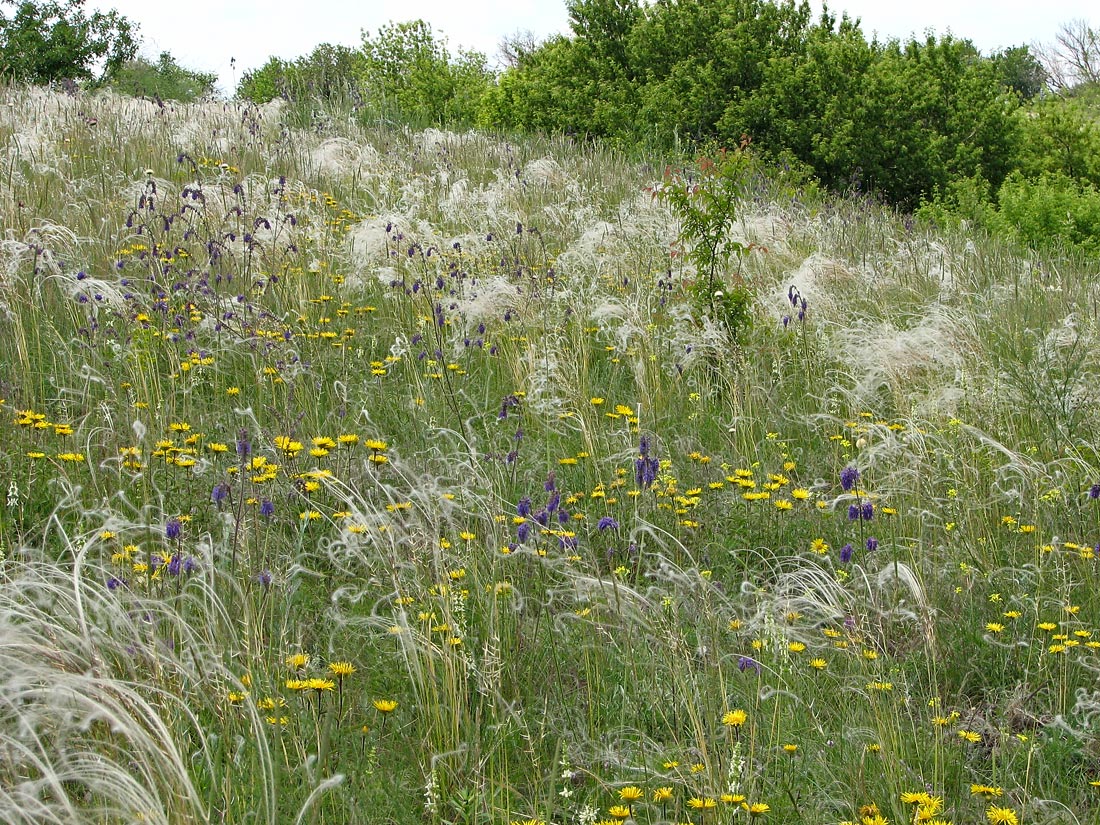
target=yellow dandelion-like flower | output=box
[329,661,355,677]
[957,730,982,743]
[286,653,309,670]
[722,709,747,727]
[745,801,770,815]
[986,806,1018,825]
[970,785,1003,799]
[618,786,644,803]
[653,787,673,802]
[372,698,398,713]
[809,658,827,670]
[607,804,631,818]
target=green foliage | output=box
[111,51,216,102]
[237,44,366,105]
[486,2,1026,209]
[1016,96,1100,184]
[236,23,491,128]
[818,35,1022,208]
[359,20,490,126]
[652,143,755,340]
[995,171,1100,255]
[0,0,138,84]
[991,45,1047,99]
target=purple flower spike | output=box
[839,543,854,563]
[840,466,859,492]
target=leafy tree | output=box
[991,45,1047,99]
[631,0,816,144]
[817,35,1021,207]
[0,0,138,84]
[1016,97,1100,185]
[237,45,366,105]
[112,51,216,102]
[735,10,873,183]
[236,57,290,104]
[359,20,491,126]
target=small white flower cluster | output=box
[423,766,438,814]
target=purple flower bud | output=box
[840,466,859,492]
[848,504,860,521]
[517,521,531,543]
[861,501,874,521]
[1090,483,1100,500]
[517,496,532,518]
[257,569,272,588]
[839,543,853,563]
[211,482,230,505]
[260,499,275,518]
[866,537,879,552]
[597,516,619,531]
[738,656,760,673]
[165,518,182,540]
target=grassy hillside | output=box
[1,88,1099,825]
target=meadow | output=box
[1,87,1099,825]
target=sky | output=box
[84,0,1098,96]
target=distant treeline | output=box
[237,1,1098,215]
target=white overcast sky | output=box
[85,0,1097,95]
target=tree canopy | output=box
[0,0,138,84]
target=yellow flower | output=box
[328,661,355,677]
[745,801,770,815]
[372,699,398,713]
[722,709,747,727]
[286,653,310,670]
[607,804,631,818]
[970,785,1003,799]
[957,730,981,743]
[618,786,644,803]
[986,806,1018,825]
[809,658,827,670]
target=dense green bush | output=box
[482,0,1025,208]
[995,171,1100,255]
[237,22,492,128]
[111,51,216,102]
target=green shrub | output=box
[111,51,216,102]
